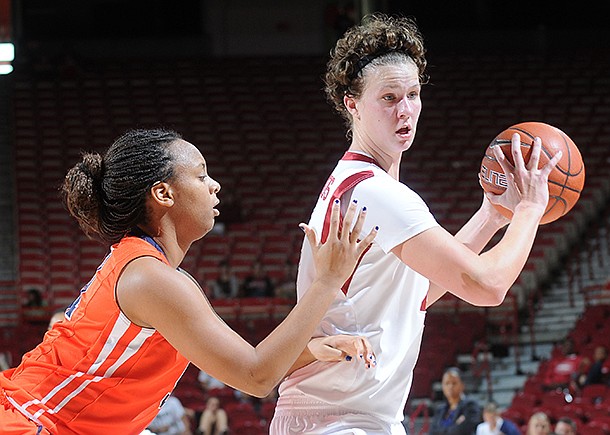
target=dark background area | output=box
[17,0,204,39]
[10,0,610,58]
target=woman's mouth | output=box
[396,125,412,140]
[396,126,411,136]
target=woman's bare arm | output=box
[393,134,561,307]
[425,195,509,306]
[118,200,377,397]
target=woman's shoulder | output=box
[354,171,426,205]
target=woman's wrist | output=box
[310,277,343,294]
[514,201,546,219]
[479,199,510,229]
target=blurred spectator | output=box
[211,261,240,299]
[554,416,577,435]
[274,261,298,301]
[24,288,44,308]
[48,310,65,331]
[198,397,228,435]
[147,394,192,435]
[197,371,226,392]
[429,367,482,434]
[241,262,274,298]
[572,345,608,391]
[476,401,520,435]
[542,338,585,390]
[0,352,10,371]
[23,288,46,319]
[526,412,551,435]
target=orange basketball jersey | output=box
[0,236,189,434]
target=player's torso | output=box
[282,159,430,421]
[3,237,189,433]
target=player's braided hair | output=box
[62,128,181,244]
[324,13,428,134]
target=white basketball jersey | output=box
[277,151,439,423]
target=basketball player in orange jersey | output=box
[271,14,563,434]
[0,129,377,434]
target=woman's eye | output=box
[382,95,395,101]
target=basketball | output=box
[479,122,585,225]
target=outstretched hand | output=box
[302,199,377,290]
[307,335,376,369]
[486,133,562,217]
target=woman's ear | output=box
[150,182,174,208]
[343,95,359,119]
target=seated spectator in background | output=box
[198,397,228,435]
[554,416,577,435]
[197,371,226,392]
[23,288,46,319]
[241,261,274,298]
[0,352,10,371]
[543,338,585,390]
[23,288,44,308]
[274,261,298,302]
[526,412,551,435]
[572,345,608,392]
[147,394,192,435]
[476,401,520,435]
[211,261,240,299]
[430,367,482,434]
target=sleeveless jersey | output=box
[276,152,439,423]
[0,236,189,434]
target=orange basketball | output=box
[479,122,585,225]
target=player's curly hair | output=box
[61,129,181,244]
[324,13,428,133]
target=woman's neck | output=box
[137,224,187,269]
[447,396,461,409]
[348,142,401,179]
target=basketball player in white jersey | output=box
[271,13,561,435]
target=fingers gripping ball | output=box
[480,122,585,224]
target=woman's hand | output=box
[302,199,377,290]
[486,133,562,218]
[307,335,377,369]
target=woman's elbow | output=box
[482,290,506,306]
[477,281,509,306]
[462,273,509,306]
[244,370,280,398]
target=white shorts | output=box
[269,394,406,435]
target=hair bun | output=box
[62,152,105,240]
[79,152,104,185]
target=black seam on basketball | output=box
[553,166,584,177]
[548,179,582,194]
[511,127,536,141]
[545,195,568,218]
[561,130,572,177]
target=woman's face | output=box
[441,372,464,402]
[167,140,221,241]
[528,416,551,435]
[347,59,422,156]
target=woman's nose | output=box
[211,178,221,193]
[397,99,409,117]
